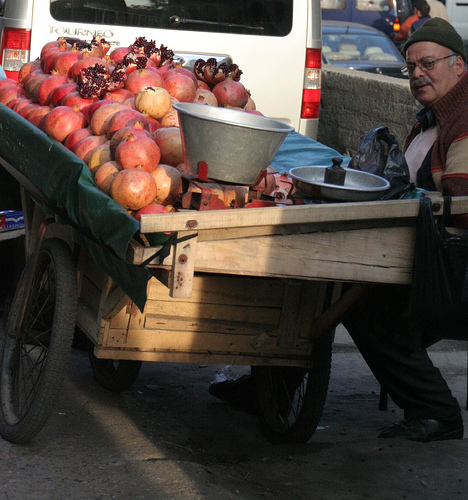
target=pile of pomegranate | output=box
[0,36,262,218]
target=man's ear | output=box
[456,56,466,76]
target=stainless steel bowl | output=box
[289,165,390,201]
[173,103,294,185]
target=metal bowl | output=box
[289,165,390,201]
[173,103,294,185]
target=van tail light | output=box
[393,18,401,32]
[301,48,321,120]
[0,28,31,81]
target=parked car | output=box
[321,0,413,39]
[322,21,406,78]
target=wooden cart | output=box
[3,178,468,446]
[1,105,468,445]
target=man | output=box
[410,0,431,32]
[210,18,466,442]
[393,0,427,42]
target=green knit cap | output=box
[404,17,466,62]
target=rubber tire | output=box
[0,238,77,444]
[252,331,333,444]
[87,340,142,393]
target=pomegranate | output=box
[134,202,175,222]
[70,57,109,80]
[0,86,26,105]
[86,100,115,122]
[18,60,42,84]
[72,135,108,161]
[53,49,83,77]
[152,127,184,167]
[64,127,93,150]
[6,97,23,110]
[212,78,249,108]
[86,143,112,173]
[19,103,40,119]
[102,88,134,103]
[23,72,48,99]
[13,98,33,113]
[61,91,97,115]
[135,86,171,119]
[124,68,164,95]
[122,97,137,110]
[42,105,87,143]
[40,37,70,59]
[27,106,51,127]
[244,97,257,111]
[51,82,79,107]
[37,75,71,106]
[90,102,127,135]
[109,46,132,65]
[110,169,157,211]
[94,161,121,195]
[106,108,149,139]
[194,88,218,107]
[151,164,182,204]
[0,78,19,91]
[109,123,152,157]
[197,80,210,91]
[115,133,161,172]
[159,109,179,128]
[163,74,197,103]
[141,112,162,132]
[163,67,198,86]
[28,74,50,103]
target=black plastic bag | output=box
[348,126,413,200]
[409,196,468,340]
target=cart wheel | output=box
[87,340,142,393]
[0,238,77,444]
[252,331,333,444]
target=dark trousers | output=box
[342,285,461,420]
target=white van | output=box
[0,0,323,139]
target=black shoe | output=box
[379,413,464,442]
[208,374,258,414]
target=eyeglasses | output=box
[400,54,458,76]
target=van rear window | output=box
[49,0,293,37]
[321,0,392,11]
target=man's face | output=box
[407,41,466,107]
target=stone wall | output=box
[317,65,421,156]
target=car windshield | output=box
[49,0,293,36]
[322,33,401,63]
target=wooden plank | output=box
[170,231,197,298]
[143,314,278,335]
[190,226,415,284]
[143,300,281,326]
[147,273,285,307]
[91,348,315,367]
[277,280,304,348]
[139,194,468,234]
[103,327,312,355]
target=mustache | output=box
[411,77,432,88]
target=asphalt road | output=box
[0,325,466,500]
